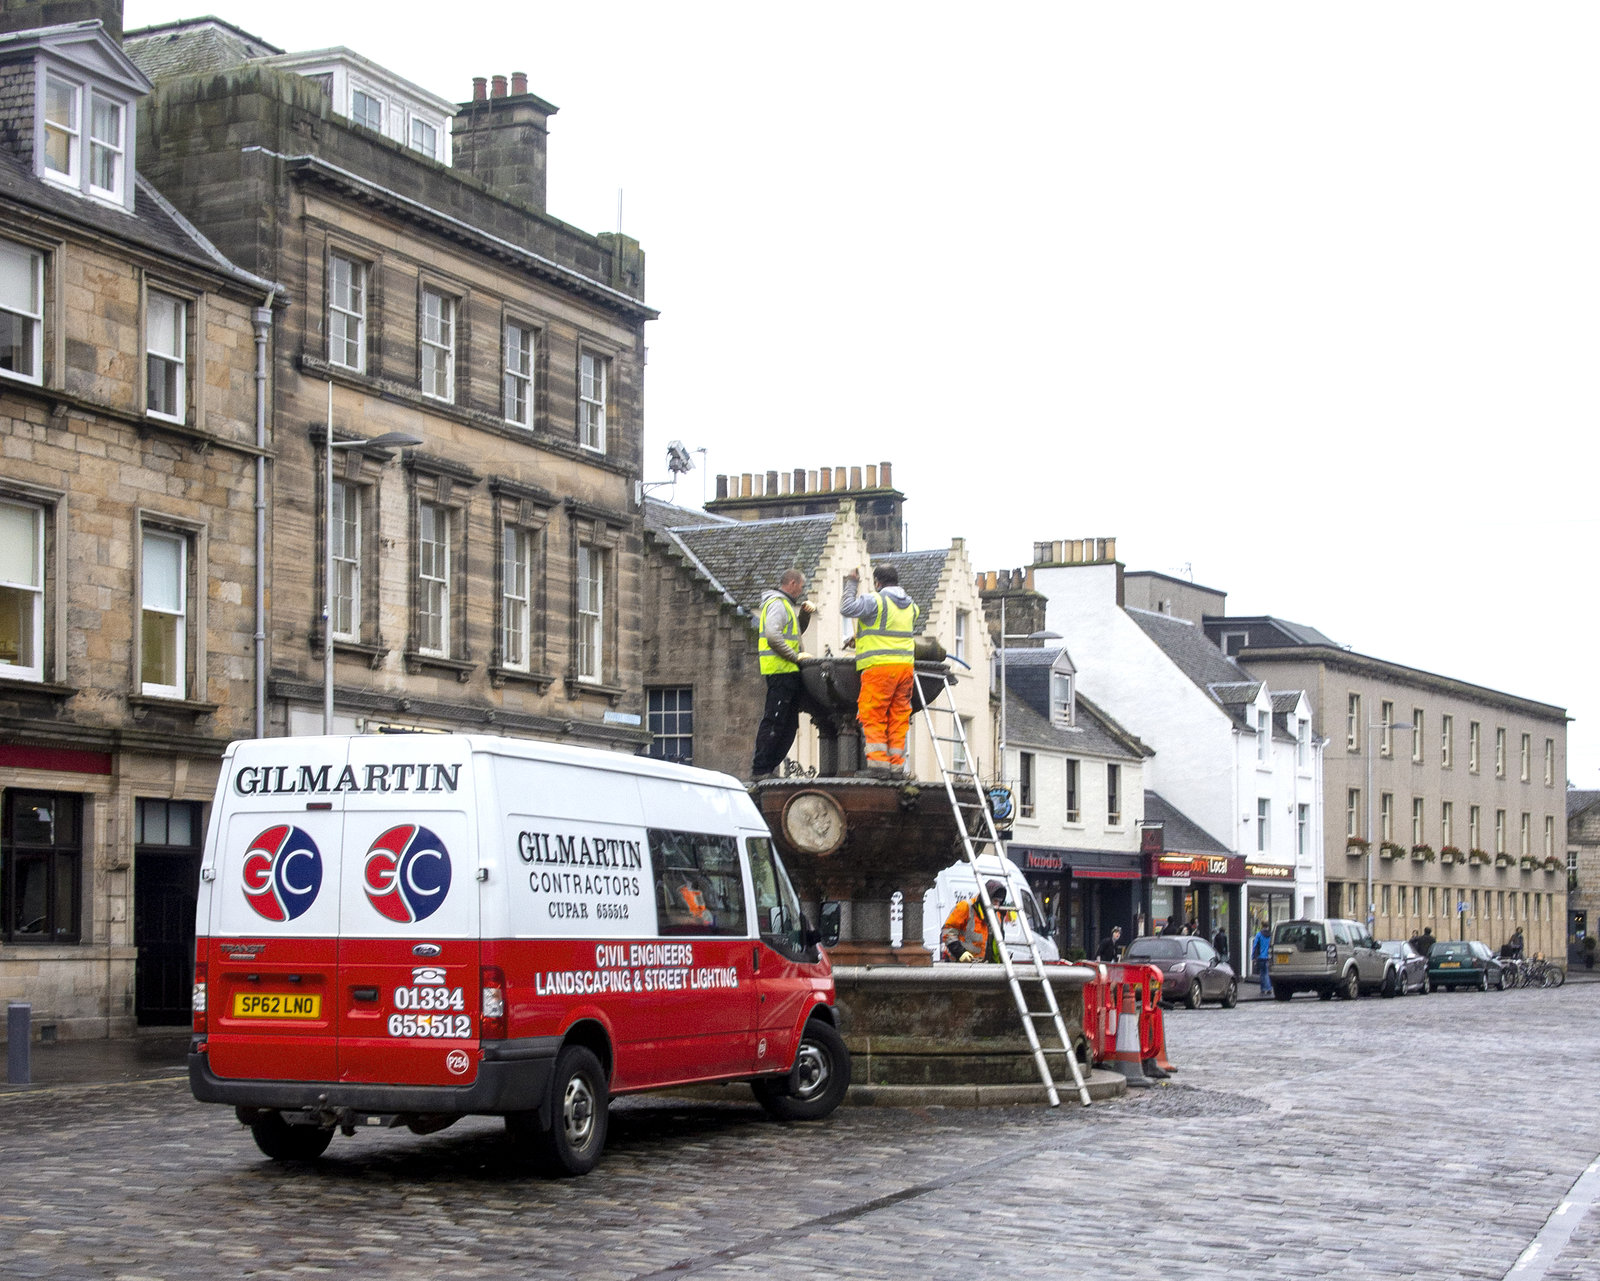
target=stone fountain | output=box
[752,656,1115,1103]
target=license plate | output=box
[1274,950,1291,963]
[233,992,321,1018]
[1439,962,1460,969]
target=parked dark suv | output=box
[1268,917,1398,1001]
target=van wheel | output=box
[752,1020,851,1121]
[1317,986,1335,1001]
[1341,969,1360,1001]
[249,1111,333,1162]
[533,1046,608,1177]
[1272,986,1294,1001]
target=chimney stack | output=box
[453,73,559,213]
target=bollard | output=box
[7,1002,29,1085]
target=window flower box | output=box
[1467,848,1489,866]
[1495,853,1514,868]
[1408,843,1434,863]
[1438,846,1457,865]
[1520,855,1537,871]
[1543,856,1561,873]
[1346,837,1371,857]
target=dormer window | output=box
[1050,669,1073,726]
[41,71,130,206]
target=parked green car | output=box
[1427,940,1508,991]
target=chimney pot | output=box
[491,74,508,98]
[849,466,862,490]
[766,470,779,497]
[792,467,806,494]
[807,470,818,492]
[740,472,753,498]
[818,469,832,494]
[472,76,488,101]
[833,466,846,490]
[715,474,728,500]
[880,461,893,489]
[866,464,877,488]
[511,71,528,95]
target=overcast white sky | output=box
[125,2,1600,784]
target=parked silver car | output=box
[1268,917,1398,1001]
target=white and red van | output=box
[190,735,848,1174]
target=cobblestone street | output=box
[4,982,1598,1280]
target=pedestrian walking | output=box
[1096,925,1123,963]
[1251,921,1272,994]
[1212,926,1229,959]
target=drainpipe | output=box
[252,302,274,738]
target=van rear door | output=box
[335,737,479,1087]
[205,739,349,1083]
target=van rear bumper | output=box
[188,1036,561,1115]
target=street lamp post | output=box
[323,386,420,733]
[1365,719,1414,930]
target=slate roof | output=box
[872,549,947,619]
[123,18,281,79]
[0,148,272,292]
[1569,791,1600,821]
[643,498,734,531]
[1211,681,1262,707]
[1004,690,1150,761]
[653,513,837,618]
[1127,608,1258,729]
[1143,791,1231,855]
[1271,692,1303,715]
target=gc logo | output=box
[363,825,452,923]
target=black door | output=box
[134,800,201,1026]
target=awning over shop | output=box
[1008,845,1142,880]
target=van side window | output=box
[648,829,748,937]
[1331,921,1353,946]
[746,835,808,961]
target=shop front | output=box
[1244,861,1297,934]
[1008,844,1142,960]
[1144,850,1248,965]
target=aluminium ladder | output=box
[912,672,1092,1108]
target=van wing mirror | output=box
[818,900,842,949]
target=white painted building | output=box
[1025,550,1325,937]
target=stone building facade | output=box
[0,6,277,1037]
[1207,617,1570,959]
[1569,791,1600,967]
[125,18,656,747]
[642,495,993,784]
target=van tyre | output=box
[1341,969,1360,1001]
[249,1111,333,1162]
[534,1046,608,1177]
[752,1019,850,1121]
[1272,986,1294,1001]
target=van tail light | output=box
[480,966,506,1040]
[1326,944,1338,964]
[192,962,208,1035]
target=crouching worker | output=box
[941,880,1007,962]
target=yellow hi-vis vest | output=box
[758,595,801,675]
[854,594,919,670]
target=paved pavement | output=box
[3,980,1598,1280]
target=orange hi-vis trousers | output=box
[858,663,915,766]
